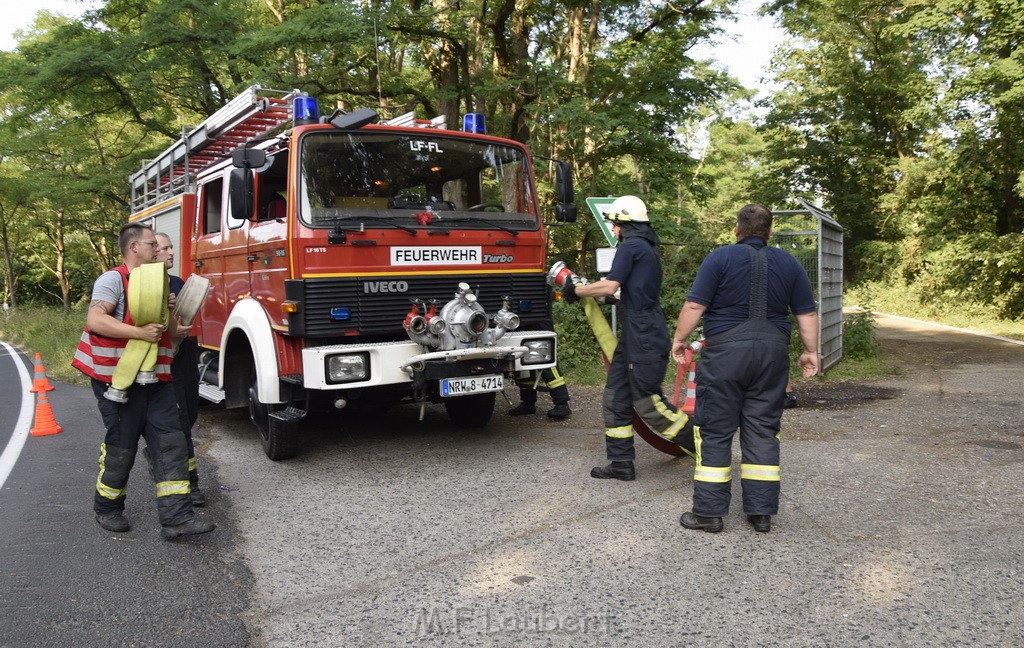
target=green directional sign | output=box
[585,197,618,247]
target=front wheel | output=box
[248,383,299,461]
[444,392,496,428]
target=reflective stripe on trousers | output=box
[91,378,193,526]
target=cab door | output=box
[221,170,254,334]
[193,173,228,348]
[246,153,291,330]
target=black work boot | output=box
[161,517,216,540]
[190,487,207,507]
[95,512,130,533]
[680,511,724,533]
[508,402,536,416]
[747,515,771,533]
[784,392,798,409]
[547,403,571,419]
[590,461,636,481]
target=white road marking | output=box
[868,310,1024,346]
[0,342,34,489]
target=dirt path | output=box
[784,313,1024,446]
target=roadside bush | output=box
[0,305,89,386]
[842,308,878,360]
[919,233,1024,320]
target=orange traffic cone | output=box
[30,392,63,436]
[681,361,697,416]
[29,353,55,393]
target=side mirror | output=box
[554,161,577,222]
[229,168,254,221]
[232,147,266,170]
[555,161,574,204]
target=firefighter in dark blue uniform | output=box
[673,204,819,533]
[563,196,688,481]
[154,233,205,506]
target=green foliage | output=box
[692,118,788,235]
[916,234,1024,320]
[551,299,609,386]
[4,0,1024,333]
[0,305,89,386]
[842,308,879,361]
[0,0,733,309]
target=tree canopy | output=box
[1,0,1022,321]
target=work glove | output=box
[561,280,580,304]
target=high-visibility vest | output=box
[72,264,173,383]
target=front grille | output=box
[286,273,550,338]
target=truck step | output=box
[198,383,226,404]
[270,406,307,424]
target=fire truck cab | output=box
[128,86,577,460]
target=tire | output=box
[444,392,496,428]
[248,383,299,461]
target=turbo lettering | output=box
[363,281,409,293]
[483,254,514,263]
[391,247,482,266]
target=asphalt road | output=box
[0,344,249,648]
[2,313,1024,647]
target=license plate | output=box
[440,374,503,397]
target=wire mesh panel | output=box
[771,201,844,373]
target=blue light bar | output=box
[462,113,486,134]
[294,95,320,125]
[330,307,351,321]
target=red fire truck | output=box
[128,86,577,460]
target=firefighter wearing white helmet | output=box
[562,196,690,481]
[604,195,649,222]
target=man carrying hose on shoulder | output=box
[72,223,215,540]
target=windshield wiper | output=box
[319,216,417,236]
[445,217,519,236]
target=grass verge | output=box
[848,281,1024,340]
[0,305,90,387]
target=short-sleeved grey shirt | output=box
[92,270,126,322]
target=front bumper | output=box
[300,332,557,390]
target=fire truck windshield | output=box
[299,131,539,230]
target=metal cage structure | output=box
[771,198,844,373]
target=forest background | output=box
[1,0,1023,380]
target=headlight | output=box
[326,353,369,384]
[521,338,553,365]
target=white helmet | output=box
[605,195,649,223]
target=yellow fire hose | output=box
[104,263,169,402]
[583,297,617,358]
[581,296,694,458]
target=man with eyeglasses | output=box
[73,223,215,540]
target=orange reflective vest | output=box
[72,264,173,383]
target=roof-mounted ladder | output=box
[130,86,298,213]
